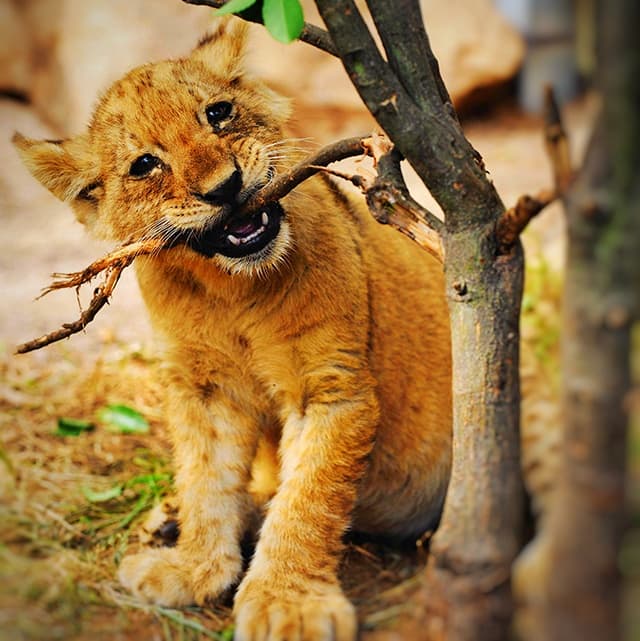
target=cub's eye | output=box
[129,153,161,177]
[205,101,233,128]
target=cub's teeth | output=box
[261,211,269,226]
[227,234,241,246]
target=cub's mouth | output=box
[177,202,284,259]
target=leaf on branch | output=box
[262,0,304,43]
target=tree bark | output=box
[314,2,524,639]
[536,1,640,639]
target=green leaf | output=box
[97,404,149,434]
[82,484,123,503]
[262,0,304,43]
[55,417,95,437]
[215,0,258,16]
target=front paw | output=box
[118,547,241,607]
[234,579,357,641]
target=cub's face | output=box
[14,19,294,276]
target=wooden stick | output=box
[15,138,369,353]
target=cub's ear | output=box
[13,133,102,227]
[12,133,100,204]
[190,16,249,81]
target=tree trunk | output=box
[423,229,524,641]
[537,1,640,639]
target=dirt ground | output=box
[3,68,637,641]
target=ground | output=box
[1,91,638,641]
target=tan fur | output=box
[14,19,452,641]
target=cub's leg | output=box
[118,376,260,606]
[234,386,379,641]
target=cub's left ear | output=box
[190,16,249,81]
[12,133,99,204]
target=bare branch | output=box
[365,0,453,112]
[496,189,556,253]
[313,144,445,261]
[15,136,377,353]
[181,0,337,56]
[543,85,573,193]
[40,240,165,296]
[17,260,128,354]
[240,136,367,213]
[365,148,444,261]
[495,86,572,252]
[315,0,502,227]
[366,181,444,263]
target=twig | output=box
[181,0,337,56]
[495,190,556,254]
[16,261,128,354]
[240,136,367,213]
[313,144,445,262]
[543,84,573,193]
[366,181,445,263]
[15,241,163,354]
[40,240,164,296]
[495,87,574,253]
[15,138,368,354]
[17,134,446,353]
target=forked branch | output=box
[314,140,444,261]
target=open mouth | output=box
[180,202,284,259]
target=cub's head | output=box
[13,19,294,276]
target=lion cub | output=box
[14,19,452,641]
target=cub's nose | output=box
[195,169,242,206]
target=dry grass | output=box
[0,341,428,641]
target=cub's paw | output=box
[234,580,357,641]
[118,547,241,607]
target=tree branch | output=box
[364,144,444,260]
[313,144,445,262]
[16,256,134,354]
[543,85,573,194]
[495,190,555,253]
[365,0,453,112]
[181,0,337,56]
[495,87,574,252]
[240,136,366,213]
[16,136,401,353]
